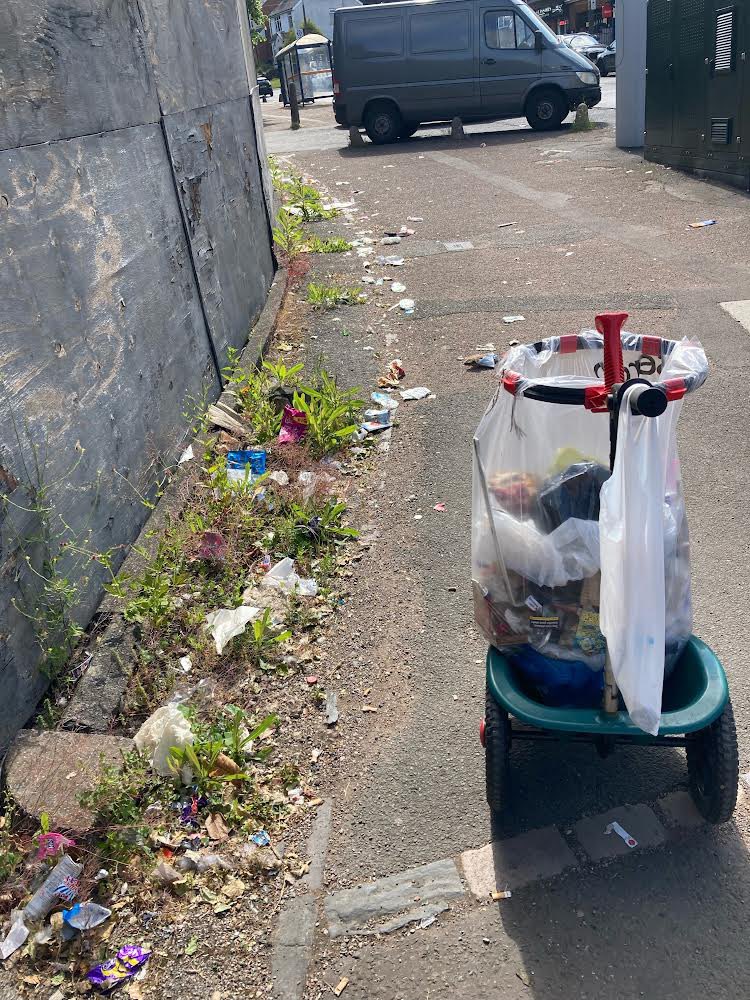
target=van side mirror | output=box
[534,29,544,51]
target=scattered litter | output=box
[176,851,232,874]
[516,970,531,987]
[251,830,271,848]
[419,914,437,929]
[311,748,322,763]
[135,705,195,778]
[371,391,399,411]
[565,251,574,257]
[152,862,182,885]
[400,386,432,400]
[24,855,83,922]
[227,448,266,477]
[333,978,349,997]
[407,216,423,222]
[399,226,415,236]
[362,409,392,433]
[262,557,318,597]
[362,705,378,713]
[378,358,406,388]
[433,503,446,512]
[443,241,473,251]
[288,787,305,805]
[0,912,28,960]
[391,281,406,293]
[204,606,261,654]
[688,219,717,228]
[36,832,75,861]
[87,946,151,989]
[497,222,517,229]
[197,531,227,562]
[278,405,308,444]
[63,903,111,931]
[305,675,319,685]
[605,821,638,848]
[414,514,423,520]
[491,890,512,900]
[380,235,402,245]
[325,691,339,725]
[375,255,405,266]
[178,656,192,674]
[464,352,497,369]
[502,315,525,324]
[398,298,415,314]
[178,444,194,465]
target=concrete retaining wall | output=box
[0,0,275,748]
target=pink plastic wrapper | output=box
[278,405,307,444]
[87,945,150,989]
[36,832,76,860]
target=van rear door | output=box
[479,8,542,116]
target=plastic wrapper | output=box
[87,945,150,989]
[472,331,705,704]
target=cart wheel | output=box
[485,685,511,815]
[686,699,739,824]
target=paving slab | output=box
[573,803,666,861]
[5,729,132,831]
[720,299,750,331]
[460,826,578,897]
[323,859,465,937]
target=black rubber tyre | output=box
[364,104,402,144]
[525,87,567,131]
[599,66,609,77]
[686,699,739,824]
[400,122,420,139]
[485,685,511,815]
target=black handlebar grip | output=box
[627,383,668,418]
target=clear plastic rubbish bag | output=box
[472,331,704,691]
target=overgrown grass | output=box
[307,236,351,254]
[306,281,364,310]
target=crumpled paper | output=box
[204,606,261,654]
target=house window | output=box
[288,13,294,28]
[273,15,282,32]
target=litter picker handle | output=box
[595,311,628,390]
[625,381,668,418]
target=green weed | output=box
[308,236,351,254]
[306,282,364,311]
[273,208,306,259]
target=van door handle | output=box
[482,57,496,65]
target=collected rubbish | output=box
[371,391,399,411]
[24,855,83,922]
[204,605,261,654]
[502,315,525,323]
[398,298,415,314]
[262,557,318,597]
[375,255,405,266]
[400,386,432,400]
[178,444,194,464]
[251,830,271,847]
[63,903,111,931]
[36,832,76,861]
[0,912,28,961]
[87,946,151,989]
[278,405,308,444]
[325,691,339,725]
[135,704,194,778]
[605,821,638,848]
[378,359,406,388]
[443,241,473,251]
[197,530,227,562]
[688,219,717,228]
[333,977,349,997]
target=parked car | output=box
[332,0,601,144]
[564,32,606,65]
[597,40,616,76]
[257,76,274,101]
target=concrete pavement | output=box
[269,108,750,999]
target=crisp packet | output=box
[278,405,307,444]
[87,945,150,989]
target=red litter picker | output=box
[473,312,738,823]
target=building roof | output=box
[262,0,299,17]
[275,32,329,56]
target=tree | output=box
[301,16,324,35]
[246,0,267,44]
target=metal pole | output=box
[289,80,300,130]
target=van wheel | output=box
[525,88,567,131]
[364,104,402,144]
[400,122,420,139]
